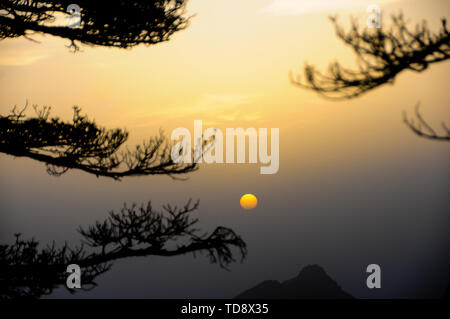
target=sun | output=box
[240,194,258,210]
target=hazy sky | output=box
[0,0,449,298]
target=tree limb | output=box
[291,13,450,100]
[0,102,199,180]
[0,0,191,51]
[403,103,450,141]
[0,199,247,299]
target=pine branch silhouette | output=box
[0,0,191,51]
[0,102,199,180]
[291,13,449,100]
[291,12,450,141]
[0,199,247,299]
[403,104,450,141]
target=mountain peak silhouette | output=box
[235,265,353,299]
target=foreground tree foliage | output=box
[292,13,450,141]
[0,103,198,180]
[0,199,247,298]
[292,13,449,100]
[0,0,191,50]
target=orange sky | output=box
[0,0,448,176]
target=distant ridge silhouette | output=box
[444,285,450,299]
[235,265,353,299]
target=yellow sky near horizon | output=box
[0,0,448,173]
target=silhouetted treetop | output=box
[291,13,450,100]
[0,199,247,298]
[0,103,198,180]
[0,0,191,50]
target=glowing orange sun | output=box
[240,194,258,210]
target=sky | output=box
[0,0,449,298]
